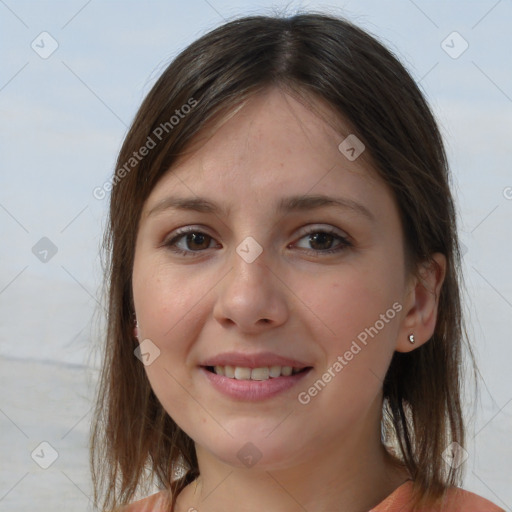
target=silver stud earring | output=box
[408,333,415,344]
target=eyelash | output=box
[163,226,352,257]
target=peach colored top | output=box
[121,480,505,511]
[369,481,505,511]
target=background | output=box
[0,0,511,510]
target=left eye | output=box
[164,227,352,256]
[294,229,352,254]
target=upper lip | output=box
[200,351,312,369]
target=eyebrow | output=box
[147,194,375,222]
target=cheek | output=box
[134,257,186,329]
[292,264,402,394]
[132,261,215,365]
[292,272,401,424]
[299,265,401,338]
[132,265,211,428]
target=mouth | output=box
[202,365,311,381]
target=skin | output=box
[132,87,446,512]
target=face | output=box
[132,87,411,470]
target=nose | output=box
[212,244,289,334]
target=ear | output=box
[396,252,447,353]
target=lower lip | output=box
[199,367,312,401]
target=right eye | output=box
[164,228,218,256]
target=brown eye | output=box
[165,229,217,256]
[164,226,352,258]
[181,232,212,250]
[294,228,352,255]
[307,232,337,251]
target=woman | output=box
[90,12,504,512]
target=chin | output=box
[196,428,311,471]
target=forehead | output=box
[176,87,369,173]
[142,87,392,220]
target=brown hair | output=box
[90,11,476,511]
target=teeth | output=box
[251,367,269,380]
[234,367,251,380]
[211,365,304,380]
[281,366,293,376]
[269,365,281,378]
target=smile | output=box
[204,365,309,380]
[200,365,313,401]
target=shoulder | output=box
[119,490,170,512]
[372,481,505,512]
[440,486,505,512]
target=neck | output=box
[174,398,409,512]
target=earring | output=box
[408,333,415,344]
[133,315,139,339]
